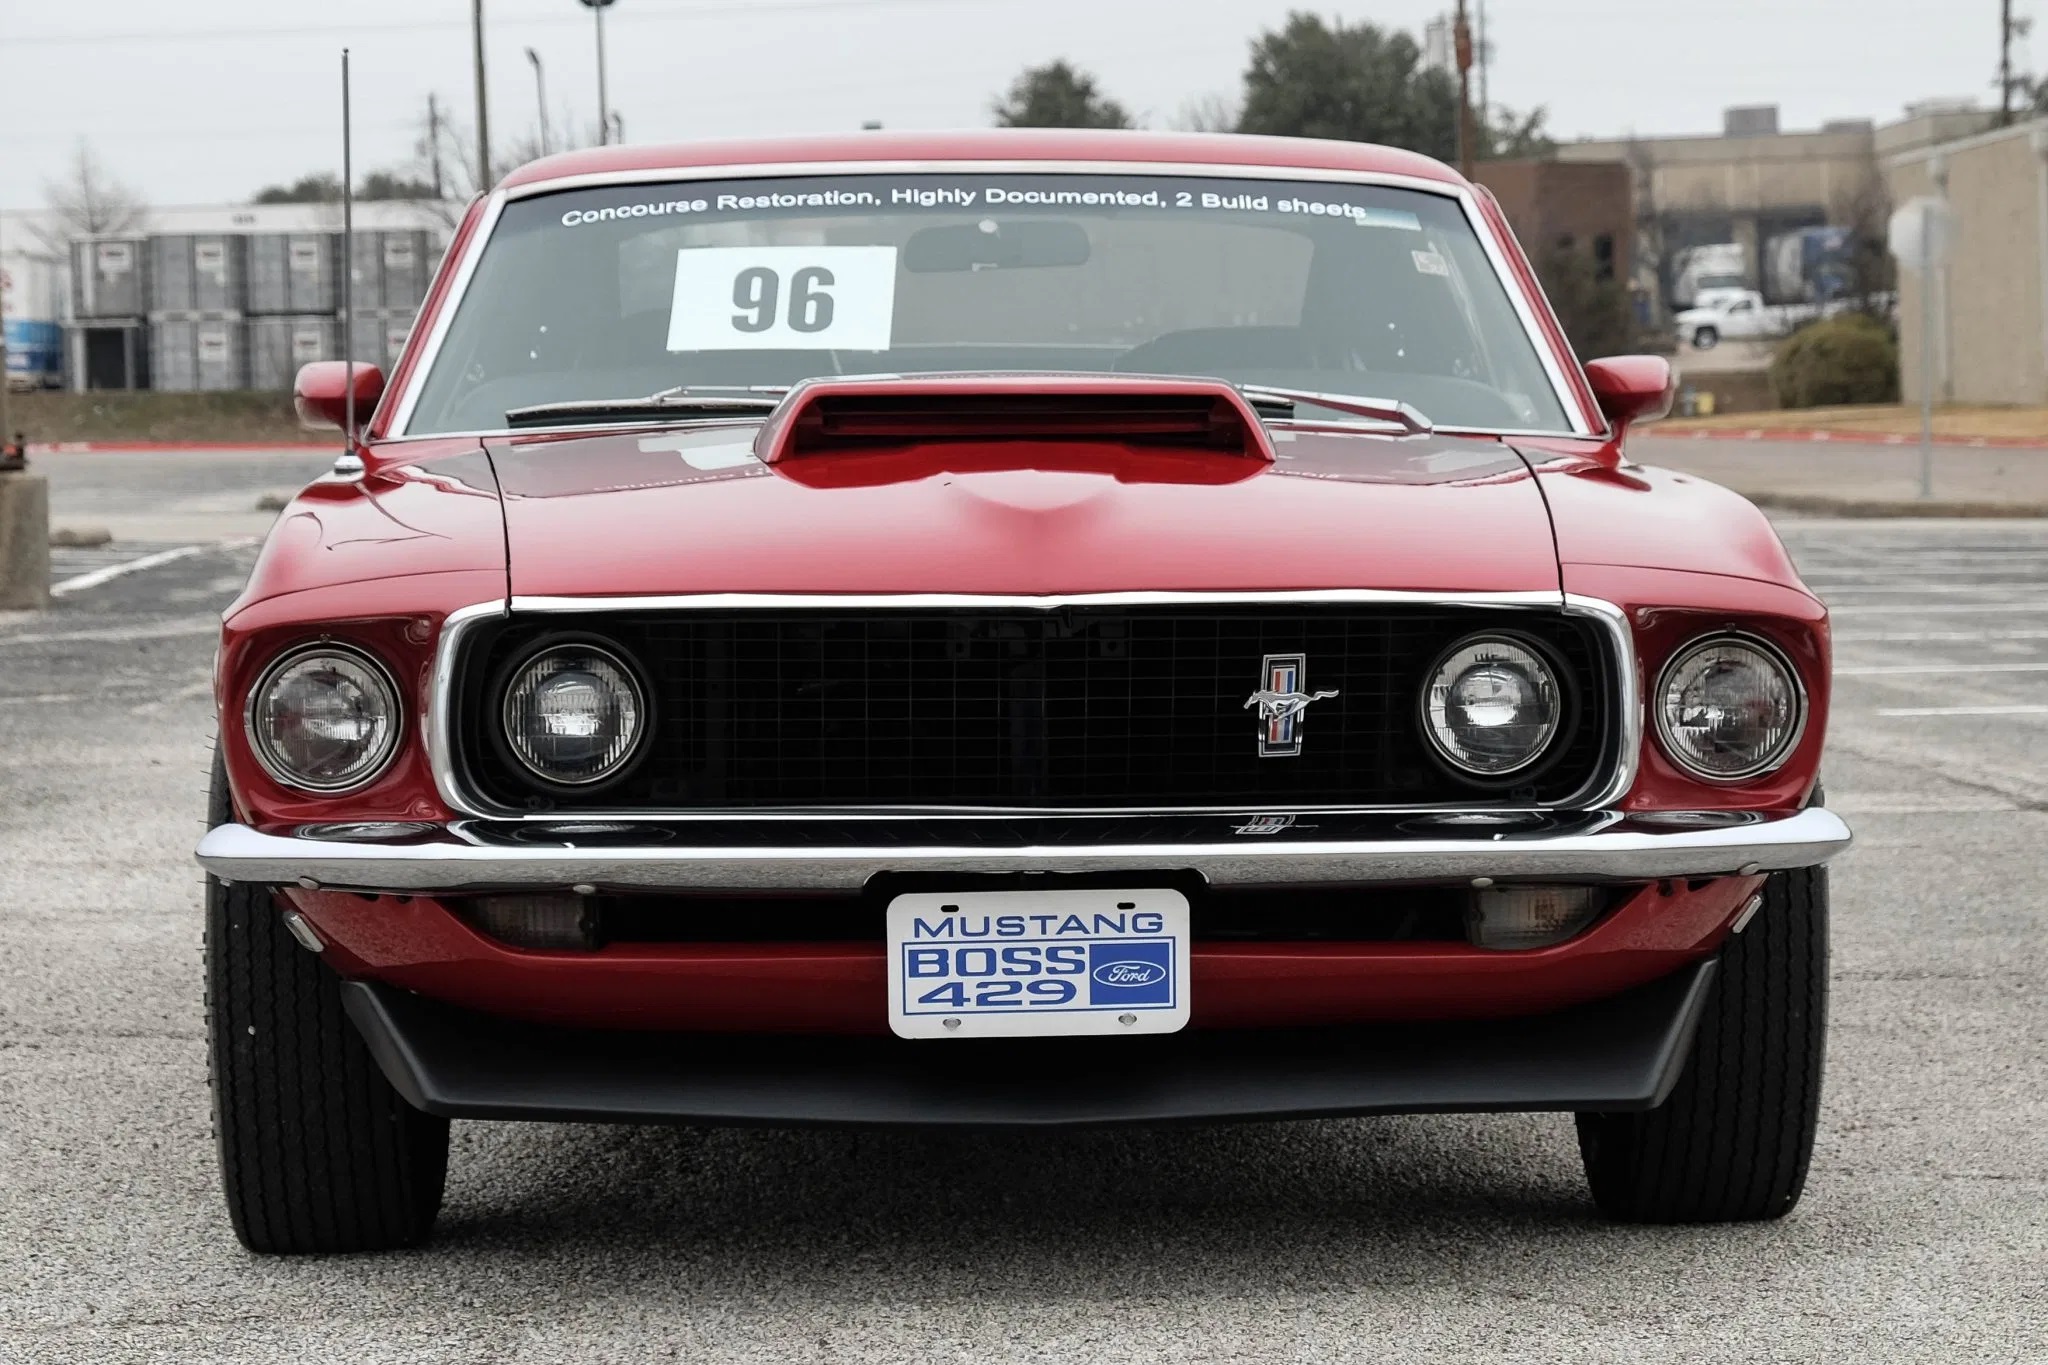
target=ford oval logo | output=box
[1093,960,1167,988]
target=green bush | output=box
[1770,314,1900,409]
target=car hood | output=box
[481,423,1566,598]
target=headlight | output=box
[1421,634,1564,777]
[501,643,647,786]
[246,645,403,793]
[1655,634,1805,781]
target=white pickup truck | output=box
[1679,288,1810,349]
[1673,289,1813,349]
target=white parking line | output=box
[1837,662,2048,676]
[1875,704,2048,716]
[50,544,206,597]
[1828,603,2048,616]
[1810,583,2048,595]
[0,617,221,648]
[1835,629,2048,642]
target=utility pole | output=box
[2003,0,2016,125]
[1454,0,1476,177]
[472,0,491,189]
[427,93,445,199]
[527,48,551,155]
[1477,0,1490,123]
[582,0,617,146]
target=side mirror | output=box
[294,362,386,434]
[1584,355,1675,433]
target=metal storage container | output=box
[71,238,149,318]
[379,230,435,309]
[150,235,248,314]
[348,231,385,314]
[249,233,342,315]
[2,250,66,388]
[150,318,248,392]
[345,308,417,372]
[247,315,341,391]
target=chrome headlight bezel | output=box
[1653,632,1808,783]
[243,642,405,795]
[494,638,652,791]
[1418,631,1573,781]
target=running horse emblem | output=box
[1244,653,1338,758]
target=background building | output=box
[1,200,453,393]
[1559,101,1995,317]
[1886,119,2048,407]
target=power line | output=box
[6,0,998,47]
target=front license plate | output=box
[886,888,1191,1040]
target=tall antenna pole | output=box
[339,48,363,479]
[472,0,491,188]
[0,213,13,447]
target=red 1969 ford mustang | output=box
[196,130,1850,1253]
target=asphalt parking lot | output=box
[1,450,2043,1363]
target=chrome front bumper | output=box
[196,808,1852,894]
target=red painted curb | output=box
[26,440,336,454]
[1662,427,2048,450]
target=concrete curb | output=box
[1743,491,2048,518]
[1665,427,2048,450]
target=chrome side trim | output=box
[425,590,1641,822]
[196,807,1853,894]
[387,160,1598,439]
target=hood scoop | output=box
[753,373,1276,467]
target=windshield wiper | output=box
[505,385,788,427]
[1237,385,1434,436]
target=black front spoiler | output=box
[340,961,1716,1129]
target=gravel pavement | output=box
[0,453,2042,1363]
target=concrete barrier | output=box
[0,474,52,610]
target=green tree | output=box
[251,169,441,205]
[992,60,1133,130]
[1532,245,1636,362]
[1235,12,1553,162]
[1237,13,1459,159]
[252,173,343,205]
[357,171,438,201]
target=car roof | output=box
[497,128,1467,193]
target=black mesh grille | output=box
[454,605,1617,811]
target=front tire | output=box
[1575,866,1828,1223]
[205,753,449,1253]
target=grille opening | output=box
[454,605,1616,813]
[451,886,1483,948]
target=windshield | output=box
[403,171,1574,436]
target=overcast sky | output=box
[0,0,2013,209]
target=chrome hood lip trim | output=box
[195,806,1852,895]
[422,590,1641,822]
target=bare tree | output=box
[1831,173,1897,323]
[34,142,148,253]
[407,104,575,228]
[1170,93,1240,133]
